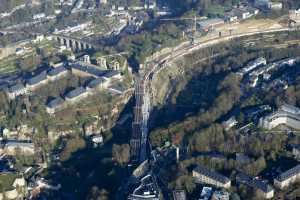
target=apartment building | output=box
[259,104,300,130]
[6,83,28,99]
[274,164,300,189]
[192,165,231,189]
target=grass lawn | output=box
[0,173,17,191]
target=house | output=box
[222,116,237,131]
[259,104,300,130]
[172,190,187,200]
[268,2,283,10]
[6,83,27,99]
[236,173,274,199]
[224,7,255,22]
[91,135,103,147]
[128,174,160,200]
[200,187,213,200]
[197,18,225,32]
[46,97,65,114]
[238,57,267,75]
[235,153,251,164]
[4,141,34,155]
[33,13,46,20]
[15,48,25,55]
[26,71,48,90]
[47,66,68,81]
[32,34,44,43]
[71,62,107,77]
[292,145,300,160]
[86,77,109,90]
[65,87,88,102]
[211,190,230,200]
[192,165,231,189]
[274,164,300,189]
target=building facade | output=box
[7,83,28,99]
[274,164,300,189]
[192,165,231,189]
[259,104,300,130]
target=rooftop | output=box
[280,104,300,115]
[197,18,224,28]
[276,164,300,182]
[5,141,34,148]
[26,71,47,86]
[72,62,107,77]
[46,97,64,108]
[172,190,187,200]
[65,87,87,99]
[8,83,25,93]
[236,173,273,193]
[87,77,107,88]
[47,66,68,76]
[193,165,230,184]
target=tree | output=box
[87,186,109,200]
[60,136,86,161]
[112,144,130,166]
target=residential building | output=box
[224,7,258,22]
[259,104,300,130]
[238,57,267,75]
[200,187,212,200]
[47,66,68,81]
[46,97,65,114]
[71,62,107,77]
[236,173,274,199]
[274,164,300,189]
[211,191,230,200]
[6,83,27,99]
[65,87,88,102]
[26,71,48,90]
[235,153,251,164]
[128,174,160,200]
[172,190,187,200]
[192,165,231,189]
[87,77,109,90]
[197,18,225,32]
[33,13,46,20]
[3,141,34,155]
[222,116,237,131]
[292,145,300,160]
[268,2,283,10]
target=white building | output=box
[33,13,46,20]
[259,104,300,130]
[222,116,237,131]
[274,164,300,189]
[193,165,231,189]
[268,2,283,10]
[237,173,274,199]
[6,83,28,99]
[238,57,267,75]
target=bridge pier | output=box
[54,35,94,51]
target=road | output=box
[130,25,297,165]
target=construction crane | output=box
[159,15,207,43]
